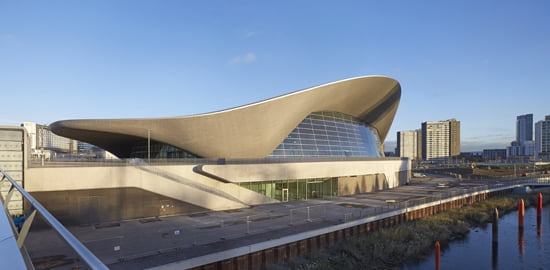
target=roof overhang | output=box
[50,76,401,158]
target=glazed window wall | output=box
[269,111,382,158]
[129,140,198,159]
[239,177,338,202]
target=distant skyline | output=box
[1,1,549,152]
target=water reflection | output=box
[491,208,498,270]
[491,241,498,270]
[538,216,542,236]
[518,228,524,261]
[402,206,550,270]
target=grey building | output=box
[0,126,25,215]
[482,149,507,161]
[507,114,534,160]
[535,115,550,161]
[517,114,533,143]
[397,129,421,160]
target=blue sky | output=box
[1,1,549,152]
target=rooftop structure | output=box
[50,76,401,160]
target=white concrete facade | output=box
[25,158,409,211]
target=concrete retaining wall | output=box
[200,159,410,189]
[24,159,410,213]
[24,166,249,211]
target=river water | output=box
[402,206,550,270]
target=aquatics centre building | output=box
[32,75,410,219]
[50,76,400,160]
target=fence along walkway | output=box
[0,169,108,270]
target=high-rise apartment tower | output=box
[421,119,460,160]
[535,115,550,161]
[516,114,533,144]
[507,114,534,160]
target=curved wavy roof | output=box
[50,76,401,158]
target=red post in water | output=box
[538,193,543,236]
[435,241,440,270]
[518,199,525,230]
[537,193,543,219]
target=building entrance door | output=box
[282,188,289,202]
[306,181,323,200]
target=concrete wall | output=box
[147,165,278,206]
[24,159,410,217]
[25,165,250,211]
[338,174,388,196]
[30,187,207,226]
[199,159,410,188]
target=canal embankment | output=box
[274,190,550,270]
[27,177,549,270]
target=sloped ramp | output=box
[128,165,248,211]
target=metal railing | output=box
[28,156,406,168]
[0,169,108,270]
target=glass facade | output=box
[239,177,338,201]
[127,111,382,160]
[269,111,382,157]
[129,140,198,159]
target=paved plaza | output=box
[25,175,518,269]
